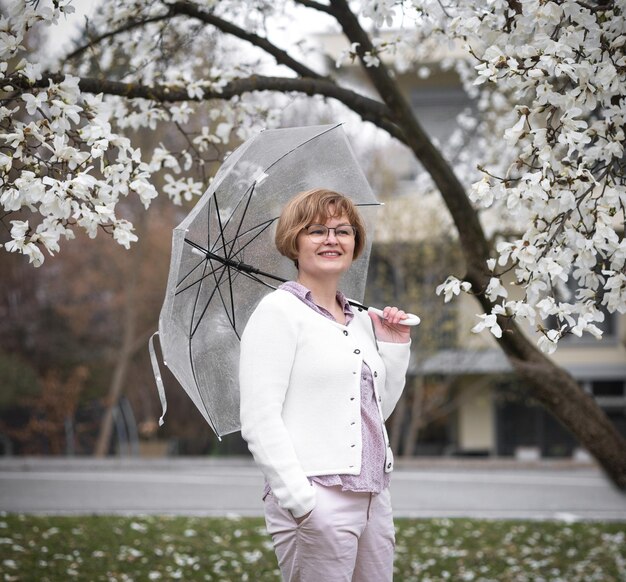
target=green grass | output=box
[0,514,624,581]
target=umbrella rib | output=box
[233,266,368,311]
[185,249,222,436]
[207,194,213,255]
[218,181,256,284]
[211,192,237,327]
[188,350,221,436]
[262,123,341,175]
[175,260,226,297]
[210,261,240,340]
[218,180,260,333]
[189,261,229,339]
[177,230,268,297]
[176,244,284,299]
[209,217,276,259]
[185,239,286,283]
[218,265,374,313]
[176,252,211,289]
[209,181,255,250]
[176,201,227,294]
[236,269,282,291]
[227,180,256,259]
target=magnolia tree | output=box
[441,1,626,354]
[2,0,625,485]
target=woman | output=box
[239,188,411,581]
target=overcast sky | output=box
[46,1,97,58]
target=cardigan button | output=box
[374,371,378,378]
[354,349,360,354]
[387,463,392,469]
[343,330,349,336]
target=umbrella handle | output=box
[368,307,421,327]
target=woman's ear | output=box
[293,238,300,269]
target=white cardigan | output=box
[239,289,411,518]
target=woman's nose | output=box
[325,229,338,243]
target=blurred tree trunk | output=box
[94,230,143,457]
[402,375,424,458]
[389,391,406,454]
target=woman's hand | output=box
[368,306,411,344]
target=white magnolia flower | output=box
[186,81,205,100]
[22,92,46,115]
[130,177,158,209]
[435,276,472,303]
[537,329,560,354]
[361,0,395,27]
[363,52,381,68]
[192,127,220,152]
[170,103,193,124]
[8,220,29,240]
[504,114,527,146]
[215,122,233,143]
[471,313,502,339]
[19,61,42,83]
[335,42,360,68]
[112,220,138,249]
[150,147,180,173]
[485,277,508,301]
[469,176,492,206]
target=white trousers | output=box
[263,483,395,582]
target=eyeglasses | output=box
[304,224,357,242]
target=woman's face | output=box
[295,212,356,281]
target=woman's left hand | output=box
[368,306,411,344]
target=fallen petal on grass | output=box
[0,515,624,581]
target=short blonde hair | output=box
[275,188,366,263]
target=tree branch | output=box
[293,0,337,16]
[65,13,172,62]
[11,73,407,146]
[168,1,326,81]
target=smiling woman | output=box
[239,188,412,581]
[295,216,356,288]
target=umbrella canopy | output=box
[153,123,380,438]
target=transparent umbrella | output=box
[149,123,417,439]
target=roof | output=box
[416,349,626,381]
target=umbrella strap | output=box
[149,331,167,427]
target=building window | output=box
[592,381,625,398]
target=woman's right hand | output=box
[369,306,411,344]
